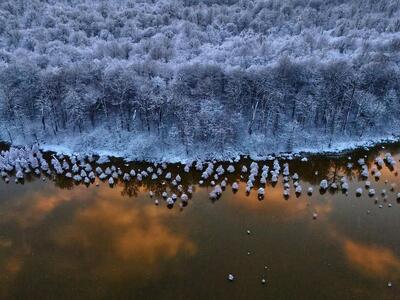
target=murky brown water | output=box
[0,143,400,300]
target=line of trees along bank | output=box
[0,0,399,153]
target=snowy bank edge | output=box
[3,135,399,164]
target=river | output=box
[0,143,399,299]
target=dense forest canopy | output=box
[0,0,399,158]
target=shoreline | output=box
[2,135,399,164]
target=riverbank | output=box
[2,131,399,164]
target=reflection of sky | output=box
[0,146,399,298]
[0,183,197,298]
[344,239,400,278]
[52,193,197,279]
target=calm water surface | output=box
[1,143,400,300]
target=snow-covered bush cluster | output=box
[0,0,400,158]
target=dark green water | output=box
[0,143,400,300]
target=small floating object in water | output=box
[342,182,349,191]
[42,177,46,181]
[108,177,114,186]
[375,171,382,179]
[166,197,174,205]
[390,183,396,191]
[358,158,366,166]
[181,194,189,202]
[149,191,154,197]
[367,210,371,215]
[307,187,313,195]
[320,180,328,190]
[209,191,217,200]
[214,185,223,196]
[356,188,363,196]
[368,189,375,196]
[381,189,386,196]
[271,174,278,183]
[88,171,95,180]
[388,203,392,208]
[227,165,235,173]
[228,274,235,282]
[221,180,227,188]
[315,171,318,175]
[295,185,302,194]
[80,170,87,178]
[388,282,392,288]
[361,168,369,178]
[375,157,384,167]
[397,193,400,200]
[4,177,9,183]
[365,181,371,188]
[258,188,265,196]
[247,230,251,235]
[283,189,290,197]
[261,278,266,285]
[16,170,24,179]
[232,182,239,191]
[123,173,131,181]
[187,186,193,194]
[162,192,168,198]
[313,213,318,219]
[154,199,159,205]
[247,251,251,255]
[379,204,383,208]
[331,183,338,190]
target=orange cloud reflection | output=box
[53,198,197,270]
[343,239,400,278]
[0,183,197,285]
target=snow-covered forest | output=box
[0,0,400,159]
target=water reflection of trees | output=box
[7,142,399,206]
